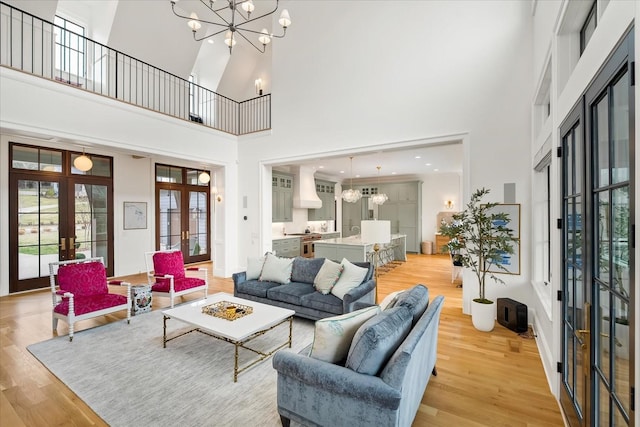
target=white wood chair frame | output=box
[49,257,131,341]
[144,250,208,308]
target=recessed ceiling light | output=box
[318,165,324,169]
[415,156,421,159]
[207,39,214,44]
[434,168,439,172]
[340,170,345,174]
[391,172,397,175]
[355,174,360,178]
[425,163,431,166]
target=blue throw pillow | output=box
[291,257,325,284]
[345,306,413,376]
[394,284,429,325]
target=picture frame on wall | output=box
[123,201,147,230]
[486,203,521,275]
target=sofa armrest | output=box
[272,350,401,410]
[342,279,376,310]
[232,271,246,286]
[353,301,377,311]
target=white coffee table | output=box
[162,292,295,382]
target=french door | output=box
[9,143,114,292]
[559,29,635,426]
[155,164,210,264]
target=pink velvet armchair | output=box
[49,257,131,341]
[145,250,208,308]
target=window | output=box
[54,16,86,76]
[579,2,596,55]
[532,151,552,318]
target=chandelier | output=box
[370,166,388,205]
[341,156,362,203]
[170,0,291,54]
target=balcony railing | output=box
[0,1,270,135]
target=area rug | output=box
[27,309,315,426]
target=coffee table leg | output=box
[163,315,168,348]
[288,316,293,348]
[233,342,239,383]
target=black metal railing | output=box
[0,2,270,135]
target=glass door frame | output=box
[559,28,635,426]
[9,143,114,292]
[154,164,211,264]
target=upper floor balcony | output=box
[0,1,270,136]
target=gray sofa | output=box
[272,285,444,427]
[232,257,376,320]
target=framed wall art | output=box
[124,202,147,230]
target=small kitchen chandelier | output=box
[370,166,388,205]
[170,0,291,54]
[341,156,362,203]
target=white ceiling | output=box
[275,140,463,183]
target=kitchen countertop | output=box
[315,234,406,246]
[272,231,340,240]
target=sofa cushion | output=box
[309,306,381,364]
[345,306,413,376]
[267,283,315,306]
[246,255,266,280]
[260,253,293,284]
[300,291,344,316]
[291,257,325,284]
[352,262,374,282]
[330,258,368,300]
[313,259,343,295]
[235,279,281,298]
[379,290,406,311]
[394,284,429,325]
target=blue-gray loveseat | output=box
[232,256,376,321]
[272,285,444,427]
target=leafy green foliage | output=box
[439,188,518,301]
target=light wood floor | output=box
[0,254,564,426]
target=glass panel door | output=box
[559,29,634,426]
[158,188,182,251]
[9,144,114,292]
[188,190,208,258]
[16,178,61,282]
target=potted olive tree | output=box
[440,188,517,331]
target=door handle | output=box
[59,238,66,250]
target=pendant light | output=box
[73,148,93,172]
[370,166,388,205]
[341,156,362,203]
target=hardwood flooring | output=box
[0,254,564,426]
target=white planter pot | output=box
[472,300,495,332]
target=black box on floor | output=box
[497,298,528,333]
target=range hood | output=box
[292,166,322,209]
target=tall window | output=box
[54,16,85,76]
[580,2,597,55]
[532,152,552,318]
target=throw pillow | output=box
[330,258,368,300]
[259,252,294,284]
[309,305,381,364]
[345,306,413,376]
[313,259,343,294]
[379,290,406,311]
[291,257,325,283]
[394,284,429,325]
[245,255,266,280]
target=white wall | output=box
[0,67,239,295]
[238,1,534,314]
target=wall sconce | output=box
[445,200,454,210]
[255,78,263,95]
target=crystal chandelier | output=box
[370,166,388,205]
[341,156,362,203]
[170,0,291,54]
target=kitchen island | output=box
[314,234,407,264]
